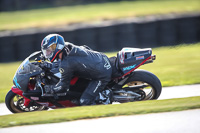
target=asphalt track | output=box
[0,84,200,133]
[1,109,200,133]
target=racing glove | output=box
[44,85,68,94]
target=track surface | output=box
[0,84,200,132]
[1,109,200,133]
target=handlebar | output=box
[33,60,60,70]
[33,54,60,70]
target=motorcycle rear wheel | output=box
[122,69,162,101]
[5,90,47,113]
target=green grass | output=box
[0,0,199,31]
[141,44,200,86]
[0,62,21,103]
[0,96,200,128]
[0,43,200,103]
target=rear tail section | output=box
[116,48,156,77]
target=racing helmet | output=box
[41,34,65,62]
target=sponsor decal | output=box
[123,64,136,71]
[124,48,132,51]
[31,97,39,100]
[136,56,144,60]
[103,57,111,70]
[59,68,65,74]
[13,76,21,88]
[120,51,125,64]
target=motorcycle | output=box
[5,47,162,113]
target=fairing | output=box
[13,51,43,92]
[117,47,152,75]
[11,86,31,107]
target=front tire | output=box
[5,90,47,113]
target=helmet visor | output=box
[42,43,57,59]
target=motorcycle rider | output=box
[41,34,112,105]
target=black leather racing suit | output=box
[55,43,112,105]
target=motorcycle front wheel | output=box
[5,90,47,113]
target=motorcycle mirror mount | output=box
[35,54,45,62]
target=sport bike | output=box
[5,47,162,113]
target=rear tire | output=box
[123,69,162,100]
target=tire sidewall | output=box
[123,69,162,99]
[5,90,24,113]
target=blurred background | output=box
[0,0,200,113]
[0,0,200,62]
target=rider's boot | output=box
[95,89,113,104]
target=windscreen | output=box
[13,51,42,91]
[16,51,42,75]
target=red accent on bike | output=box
[51,50,61,62]
[58,100,77,107]
[120,56,152,78]
[28,83,35,90]
[70,77,79,85]
[11,86,23,96]
[11,86,31,107]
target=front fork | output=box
[11,86,31,107]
